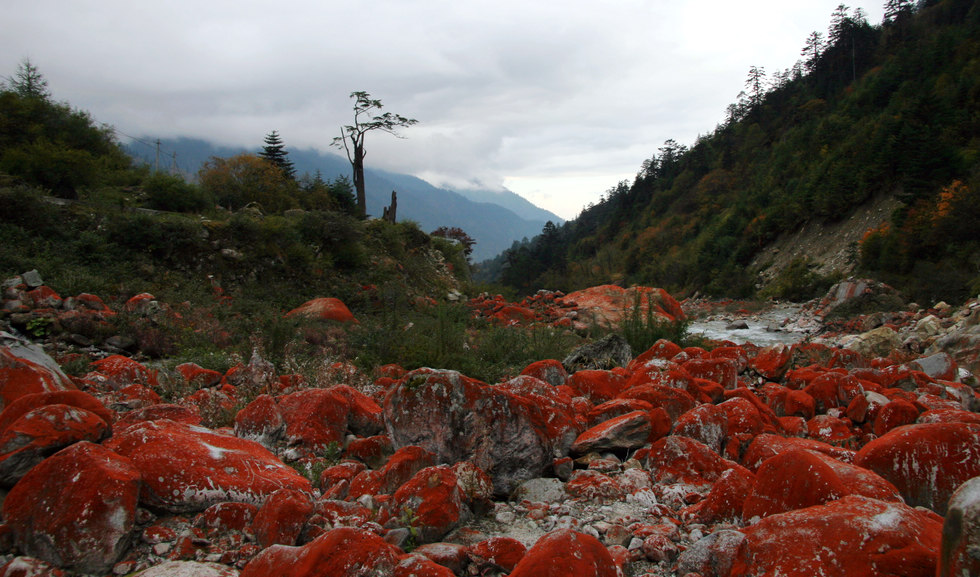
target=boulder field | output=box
[1,282,980,575]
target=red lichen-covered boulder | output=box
[233,394,284,447]
[88,354,157,390]
[285,297,357,323]
[0,403,110,487]
[854,423,980,514]
[250,488,314,548]
[742,448,901,520]
[348,445,436,500]
[726,496,943,577]
[805,414,857,446]
[394,555,456,577]
[384,369,578,497]
[104,418,312,512]
[567,370,627,404]
[198,502,258,536]
[240,527,401,577]
[327,384,384,436]
[673,404,730,454]
[467,536,527,573]
[2,442,141,574]
[871,398,920,436]
[175,362,223,388]
[277,388,350,455]
[681,466,756,524]
[618,383,696,421]
[113,403,201,431]
[741,433,855,472]
[520,359,568,388]
[0,557,69,577]
[571,410,654,455]
[640,436,750,487]
[0,344,75,411]
[682,357,738,390]
[0,390,113,435]
[747,344,793,381]
[388,465,475,543]
[508,529,617,577]
[938,476,980,577]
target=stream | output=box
[687,304,816,346]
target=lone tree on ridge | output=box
[331,91,417,218]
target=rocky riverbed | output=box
[1,276,979,576]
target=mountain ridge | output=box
[124,138,562,261]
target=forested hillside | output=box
[495,0,980,305]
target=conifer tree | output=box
[259,130,296,180]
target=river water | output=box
[687,304,815,346]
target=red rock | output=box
[682,357,738,390]
[566,469,628,502]
[251,488,314,548]
[641,436,750,487]
[628,339,683,371]
[384,369,577,497]
[277,388,350,455]
[104,418,312,512]
[327,384,383,436]
[413,543,469,575]
[233,394,284,446]
[806,414,857,446]
[727,496,942,577]
[240,527,401,577]
[783,389,816,419]
[71,292,112,313]
[115,383,162,407]
[389,465,475,543]
[285,297,357,323]
[344,435,393,468]
[181,387,236,427]
[586,398,654,427]
[2,442,140,574]
[741,433,855,471]
[681,466,756,524]
[114,403,201,431]
[0,403,110,486]
[394,554,456,577]
[175,362,223,388]
[0,390,112,435]
[872,398,920,436]
[742,449,901,520]
[88,354,157,389]
[854,422,980,514]
[618,382,696,421]
[467,536,526,573]
[520,359,568,387]
[493,305,537,324]
[717,396,765,440]
[571,410,653,454]
[801,371,861,412]
[370,445,436,497]
[747,344,793,380]
[318,461,366,495]
[938,476,980,577]
[0,346,75,411]
[567,370,627,404]
[917,408,980,425]
[508,529,617,577]
[673,404,729,454]
[27,286,61,308]
[0,557,67,577]
[199,502,258,535]
[123,292,155,312]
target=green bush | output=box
[143,172,212,213]
[759,258,840,302]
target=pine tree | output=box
[259,130,296,179]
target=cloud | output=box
[2,0,883,219]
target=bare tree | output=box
[331,91,417,218]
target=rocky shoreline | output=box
[1,275,979,576]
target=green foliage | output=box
[759,258,841,302]
[142,172,212,213]
[617,293,702,353]
[493,3,980,304]
[0,62,132,198]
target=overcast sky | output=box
[2,1,885,220]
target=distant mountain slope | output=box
[124,138,555,261]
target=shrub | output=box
[142,172,211,213]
